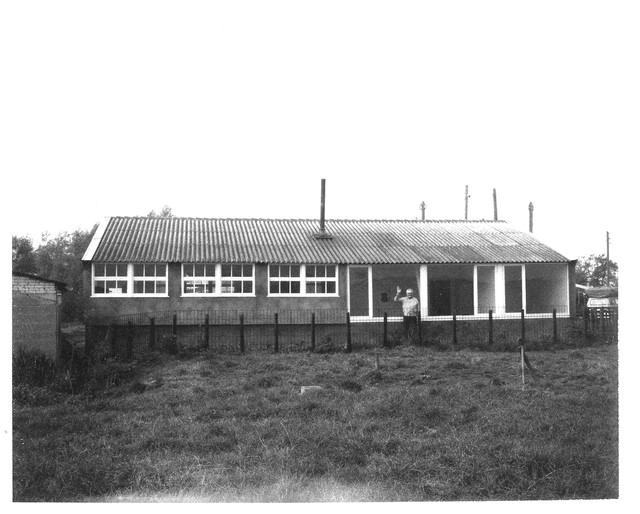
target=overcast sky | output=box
[2,1,636,262]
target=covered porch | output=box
[346,262,571,321]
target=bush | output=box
[13,349,57,387]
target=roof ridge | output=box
[109,216,507,223]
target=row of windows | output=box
[92,263,339,296]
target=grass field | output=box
[13,344,618,501]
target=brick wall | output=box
[12,275,58,296]
[12,289,58,359]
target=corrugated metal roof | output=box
[84,217,569,264]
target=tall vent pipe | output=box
[314,178,332,239]
[320,178,326,233]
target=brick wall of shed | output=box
[84,263,349,319]
[12,288,58,359]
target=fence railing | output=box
[85,307,617,360]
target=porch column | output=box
[495,265,506,315]
[419,265,428,319]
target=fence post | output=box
[310,312,316,352]
[204,313,210,350]
[383,312,389,348]
[452,311,457,346]
[552,309,557,344]
[274,313,279,353]
[172,313,179,352]
[126,321,134,361]
[488,309,494,346]
[345,312,352,353]
[520,309,526,344]
[239,313,245,354]
[149,317,156,350]
[583,307,589,344]
[417,314,422,345]
[109,323,117,357]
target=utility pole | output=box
[464,185,470,220]
[606,231,610,286]
[420,201,426,221]
[493,188,498,221]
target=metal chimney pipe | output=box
[528,202,534,232]
[420,201,426,221]
[493,188,498,221]
[464,185,469,220]
[320,179,326,233]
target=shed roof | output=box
[12,272,69,291]
[82,216,568,265]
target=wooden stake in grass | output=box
[345,312,352,353]
[520,340,525,391]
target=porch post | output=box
[419,265,428,320]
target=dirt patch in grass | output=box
[13,345,618,501]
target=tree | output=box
[575,254,618,287]
[12,236,37,273]
[30,226,97,321]
[147,205,173,217]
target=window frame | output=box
[268,264,339,297]
[91,263,169,298]
[180,263,256,297]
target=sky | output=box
[1,1,639,506]
[2,1,636,264]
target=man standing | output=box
[394,286,420,343]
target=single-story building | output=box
[12,272,68,362]
[81,216,576,322]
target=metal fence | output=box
[85,306,617,360]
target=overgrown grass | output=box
[13,344,618,501]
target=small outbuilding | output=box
[12,272,68,362]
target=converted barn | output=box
[12,272,68,362]
[81,216,576,323]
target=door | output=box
[348,266,370,317]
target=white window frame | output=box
[181,263,255,297]
[91,263,169,298]
[220,264,255,296]
[181,263,218,296]
[268,264,339,297]
[132,263,168,296]
[304,264,339,296]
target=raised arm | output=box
[394,285,402,301]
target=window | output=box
[183,263,217,295]
[92,263,169,296]
[305,265,337,294]
[221,264,254,294]
[525,263,568,314]
[427,264,474,316]
[476,266,496,314]
[181,263,254,296]
[505,265,523,313]
[268,264,338,295]
[269,265,301,294]
[93,263,128,295]
[133,264,167,295]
